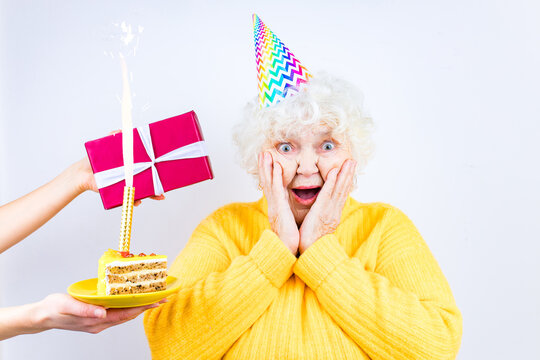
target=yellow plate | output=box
[67,276,180,308]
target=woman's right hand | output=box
[258,152,299,255]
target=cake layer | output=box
[108,280,167,295]
[107,269,167,283]
[107,260,167,274]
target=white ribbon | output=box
[93,124,208,195]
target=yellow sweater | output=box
[144,197,462,359]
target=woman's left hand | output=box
[298,159,356,254]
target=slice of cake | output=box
[98,249,167,295]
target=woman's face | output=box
[265,124,353,225]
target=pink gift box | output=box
[85,111,214,210]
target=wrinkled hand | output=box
[33,293,166,334]
[259,152,299,255]
[299,159,356,254]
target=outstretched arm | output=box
[0,293,164,340]
[0,158,95,253]
[0,156,163,253]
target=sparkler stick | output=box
[118,54,135,252]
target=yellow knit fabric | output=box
[144,197,462,359]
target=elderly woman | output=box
[144,72,462,359]
[144,16,462,360]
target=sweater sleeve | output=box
[293,207,463,360]
[144,212,297,360]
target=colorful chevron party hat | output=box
[253,14,312,108]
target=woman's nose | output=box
[296,150,319,176]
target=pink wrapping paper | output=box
[85,111,213,209]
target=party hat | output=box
[253,14,311,108]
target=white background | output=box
[1,0,539,358]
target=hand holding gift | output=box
[77,130,166,205]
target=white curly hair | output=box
[233,72,374,179]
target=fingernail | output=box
[94,309,106,318]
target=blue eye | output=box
[322,142,335,151]
[278,143,292,153]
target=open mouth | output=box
[291,187,322,205]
